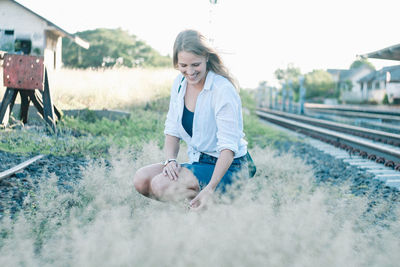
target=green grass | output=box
[0,108,165,157]
[0,90,296,157]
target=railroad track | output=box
[305,103,400,123]
[0,154,45,180]
[256,108,400,171]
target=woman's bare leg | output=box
[133,163,164,197]
[150,167,199,201]
[134,164,199,201]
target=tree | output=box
[304,69,336,100]
[274,63,301,83]
[274,63,302,100]
[350,58,375,70]
[62,28,171,68]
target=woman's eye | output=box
[192,63,200,67]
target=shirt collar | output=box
[203,71,215,91]
[180,71,215,92]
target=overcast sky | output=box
[17,0,400,88]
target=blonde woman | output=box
[133,29,252,210]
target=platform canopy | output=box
[362,43,400,61]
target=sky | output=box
[16,0,400,88]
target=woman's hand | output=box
[189,186,214,211]
[162,161,181,181]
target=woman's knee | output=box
[179,168,200,190]
[133,168,151,195]
[150,174,169,199]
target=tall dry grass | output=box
[0,144,399,266]
[0,67,178,110]
[49,67,178,110]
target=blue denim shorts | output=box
[181,153,249,192]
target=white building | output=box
[327,65,374,103]
[0,0,89,70]
[358,65,400,104]
[362,43,400,104]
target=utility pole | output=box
[208,0,218,44]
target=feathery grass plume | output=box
[0,144,399,266]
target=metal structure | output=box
[0,53,61,131]
[0,154,45,180]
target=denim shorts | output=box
[181,153,249,192]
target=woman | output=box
[133,29,250,210]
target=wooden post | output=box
[0,88,18,126]
[42,68,56,132]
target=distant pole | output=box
[269,86,273,109]
[288,79,293,113]
[208,0,218,45]
[299,76,306,115]
[281,83,287,111]
[274,87,278,109]
[256,84,263,108]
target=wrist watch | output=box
[163,158,177,166]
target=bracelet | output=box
[163,158,177,166]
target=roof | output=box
[9,0,89,49]
[358,65,400,83]
[362,43,400,61]
[328,65,373,82]
[327,69,343,76]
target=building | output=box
[362,43,400,104]
[358,65,400,104]
[0,0,89,70]
[327,65,374,103]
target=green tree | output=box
[274,63,301,83]
[62,28,171,68]
[350,58,375,70]
[304,69,336,100]
[274,63,302,100]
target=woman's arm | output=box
[206,149,234,190]
[190,149,234,209]
[163,134,181,180]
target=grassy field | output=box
[0,67,292,156]
[0,68,399,266]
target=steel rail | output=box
[258,108,400,146]
[256,110,400,167]
[0,154,45,180]
[305,103,400,116]
[306,108,400,123]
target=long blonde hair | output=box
[173,29,238,89]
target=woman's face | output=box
[177,51,207,87]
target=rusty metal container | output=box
[3,54,44,90]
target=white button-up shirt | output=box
[164,71,248,163]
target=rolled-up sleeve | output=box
[164,76,181,139]
[214,86,240,155]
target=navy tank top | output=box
[182,104,194,137]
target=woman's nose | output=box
[186,68,195,75]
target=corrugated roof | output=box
[358,65,400,83]
[363,43,400,61]
[8,0,89,49]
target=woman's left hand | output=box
[189,186,214,211]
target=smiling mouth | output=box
[187,73,198,80]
